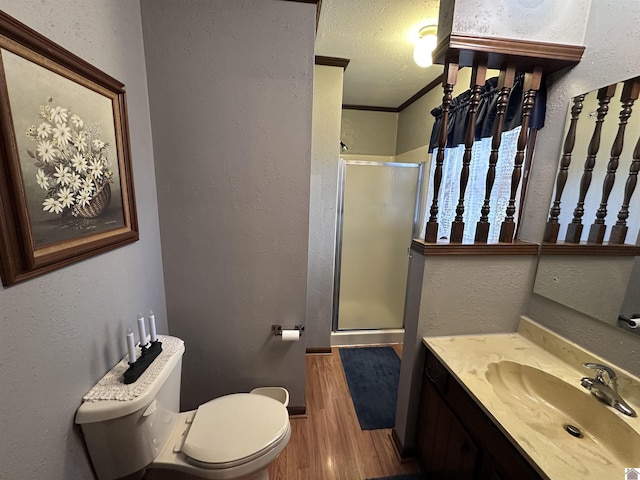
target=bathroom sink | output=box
[485,361,640,466]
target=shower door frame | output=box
[332,159,425,333]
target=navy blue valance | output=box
[428,73,547,153]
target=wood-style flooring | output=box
[268,345,423,480]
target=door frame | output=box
[331,159,425,332]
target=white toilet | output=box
[75,336,291,480]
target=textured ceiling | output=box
[315,0,444,109]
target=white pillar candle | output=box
[148,310,157,342]
[137,314,148,347]
[126,328,137,363]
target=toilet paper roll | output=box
[281,329,300,342]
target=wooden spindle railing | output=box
[564,84,617,243]
[499,67,543,243]
[543,94,586,243]
[474,65,516,243]
[425,61,459,242]
[610,133,640,244]
[587,78,640,243]
[450,63,487,243]
[413,33,584,253]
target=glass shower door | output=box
[334,160,422,330]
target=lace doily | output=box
[83,335,185,402]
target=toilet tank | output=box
[76,339,184,480]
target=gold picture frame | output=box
[0,11,138,286]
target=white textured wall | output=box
[141,0,315,410]
[341,109,399,155]
[446,0,590,45]
[0,2,167,479]
[307,65,344,348]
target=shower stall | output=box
[332,157,425,345]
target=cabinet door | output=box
[419,379,479,480]
[421,349,544,480]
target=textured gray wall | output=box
[140,0,315,410]
[0,1,167,479]
[395,255,538,446]
[340,109,399,155]
[393,252,425,453]
[307,65,343,349]
[622,258,640,315]
[396,68,473,155]
[534,256,635,324]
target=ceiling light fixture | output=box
[413,25,438,68]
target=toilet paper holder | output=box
[272,324,305,337]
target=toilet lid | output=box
[183,393,289,467]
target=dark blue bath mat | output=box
[339,346,400,430]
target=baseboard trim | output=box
[331,329,405,347]
[391,428,419,462]
[306,347,332,354]
[287,405,306,417]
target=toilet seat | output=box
[183,393,290,469]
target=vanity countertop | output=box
[423,316,640,479]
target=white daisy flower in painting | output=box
[52,123,72,147]
[71,152,88,173]
[88,158,104,179]
[28,100,114,218]
[68,173,82,192]
[35,169,49,190]
[92,139,105,151]
[49,106,68,125]
[76,188,92,207]
[42,197,57,212]
[70,114,84,128]
[42,197,63,214]
[36,140,59,163]
[53,164,72,186]
[81,177,94,193]
[36,122,52,139]
[72,131,87,152]
[57,187,75,208]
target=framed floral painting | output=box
[0,12,138,286]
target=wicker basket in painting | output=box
[75,181,111,218]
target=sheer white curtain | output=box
[422,127,522,243]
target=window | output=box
[422,127,522,243]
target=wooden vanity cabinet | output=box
[417,348,543,480]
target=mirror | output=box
[534,255,638,324]
[534,77,640,327]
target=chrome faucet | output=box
[580,362,637,417]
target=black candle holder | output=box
[123,340,163,385]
